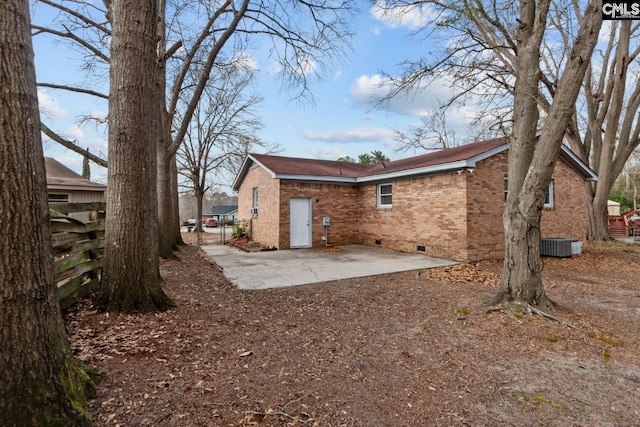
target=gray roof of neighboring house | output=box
[45,157,107,192]
[232,137,598,191]
[211,205,238,215]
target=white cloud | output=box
[370,0,436,30]
[297,56,317,76]
[63,126,84,140]
[305,146,350,160]
[233,51,259,71]
[37,90,68,119]
[300,126,396,143]
[349,74,437,117]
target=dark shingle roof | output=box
[232,136,597,190]
[45,158,107,190]
[211,205,238,215]
[250,137,508,179]
[250,153,376,178]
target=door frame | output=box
[289,197,312,248]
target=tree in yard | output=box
[177,60,265,245]
[94,0,174,312]
[393,108,461,153]
[33,0,356,310]
[378,0,602,307]
[497,0,602,307]
[379,0,640,242]
[0,0,94,424]
[157,0,357,257]
[565,20,640,240]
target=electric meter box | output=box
[322,216,331,226]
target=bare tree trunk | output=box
[496,0,602,307]
[156,0,180,258]
[195,187,205,246]
[0,1,94,423]
[586,183,611,240]
[494,0,550,307]
[157,121,176,257]
[96,0,174,312]
[171,156,186,246]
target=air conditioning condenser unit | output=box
[540,238,572,258]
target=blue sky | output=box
[32,1,476,189]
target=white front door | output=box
[290,198,312,248]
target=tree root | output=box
[486,300,580,330]
[244,396,314,426]
[244,409,314,427]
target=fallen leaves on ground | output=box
[65,239,640,426]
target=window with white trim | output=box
[252,187,259,209]
[503,176,554,208]
[377,183,392,208]
[544,179,554,208]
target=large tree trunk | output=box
[586,183,611,240]
[0,1,94,424]
[156,0,180,258]
[171,156,187,246]
[496,0,602,307]
[494,0,548,306]
[96,0,174,312]
[585,21,631,242]
[157,126,176,258]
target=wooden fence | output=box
[51,202,105,310]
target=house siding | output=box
[237,165,280,248]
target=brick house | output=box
[232,137,597,261]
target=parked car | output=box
[204,218,218,227]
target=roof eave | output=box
[232,154,279,191]
[559,145,598,181]
[277,174,358,184]
[356,160,474,183]
[47,184,107,192]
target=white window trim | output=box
[377,183,393,208]
[504,176,554,208]
[252,187,259,209]
[544,180,554,208]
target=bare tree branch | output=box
[41,122,107,168]
[37,82,108,99]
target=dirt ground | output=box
[65,233,640,426]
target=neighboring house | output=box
[45,157,107,221]
[211,205,238,224]
[232,137,597,262]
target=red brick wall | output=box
[357,174,470,260]
[238,153,589,260]
[466,152,509,261]
[540,160,588,242]
[278,182,360,249]
[237,165,280,248]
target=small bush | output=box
[232,223,247,239]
